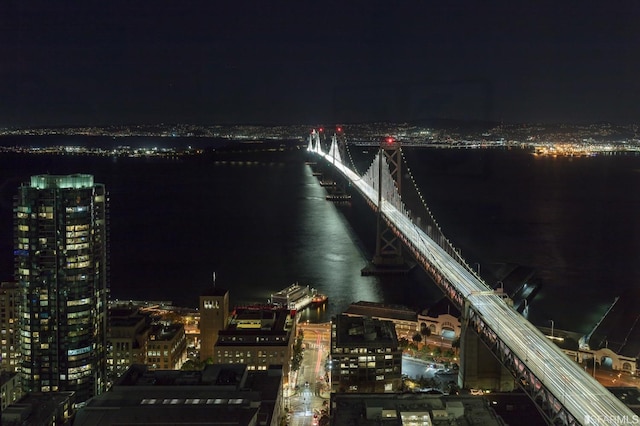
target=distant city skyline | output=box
[2,2,639,127]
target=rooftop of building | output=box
[606,387,640,415]
[219,305,294,338]
[74,364,281,426]
[330,393,506,426]
[0,371,19,386]
[422,297,461,318]
[76,398,260,425]
[333,314,398,348]
[29,173,95,189]
[2,391,75,426]
[110,316,147,329]
[109,306,139,316]
[109,308,150,327]
[344,301,418,322]
[148,323,184,342]
[115,363,252,388]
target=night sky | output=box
[2,1,639,127]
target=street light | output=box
[549,319,554,339]
[326,358,333,417]
[327,358,332,392]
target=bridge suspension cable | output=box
[306,129,635,424]
[398,148,483,282]
[328,134,343,164]
[344,141,362,176]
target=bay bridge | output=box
[306,129,635,425]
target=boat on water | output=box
[326,192,351,201]
[311,293,328,306]
[270,283,326,311]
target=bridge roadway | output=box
[310,147,634,424]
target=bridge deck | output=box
[309,144,635,424]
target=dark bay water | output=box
[1,138,639,344]
[397,148,640,342]
[0,141,438,325]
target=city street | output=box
[402,355,459,393]
[288,322,331,426]
[591,367,638,388]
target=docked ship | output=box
[270,283,327,311]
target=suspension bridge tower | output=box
[362,137,414,276]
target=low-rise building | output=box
[1,372,23,411]
[214,305,296,379]
[418,298,461,339]
[330,392,506,426]
[74,363,284,426]
[330,314,402,393]
[344,301,418,341]
[564,347,637,376]
[147,323,187,370]
[2,391,75,426]
[107,307,152,385]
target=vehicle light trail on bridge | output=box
[307,131,634,425]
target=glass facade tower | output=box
[14,174,108,403]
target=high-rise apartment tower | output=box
[14,174,108,403]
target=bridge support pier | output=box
[361,214,415,275]
[458,304,515,392]
[361,139,414,276]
